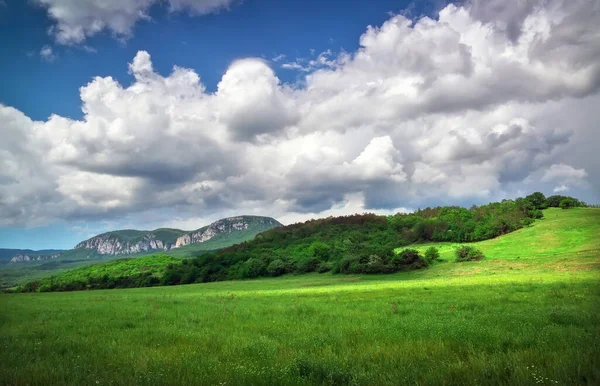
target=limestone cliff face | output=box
[173,216,275,248]
[9,253,60,263]
[74,216,282,256]
[74,234,168,255]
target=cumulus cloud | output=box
[34,0,236,44]
[39,45,57,62]
[1,0,599,228]
[216,59,298,141]
[541,164,588,183]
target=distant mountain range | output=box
[74,215,282,256]
[2,216,281,265]
[0,249,65,264]
[0,215,282,288]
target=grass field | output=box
[1,208,599,385]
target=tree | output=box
[244,258,267,278]
[525,192,547,210]
[559,198,576,209]
[267,259,287,277]
[309,241,332,260]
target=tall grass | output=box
[0,208,598,385]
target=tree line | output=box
[13,192,589,292]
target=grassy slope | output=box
[396,208,599,273]
[0,208,598,385]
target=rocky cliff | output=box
[74,216,282,256]
[74,234,170,255]
[174,216,279,248]
[9,253,60,263]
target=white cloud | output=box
[281,49,340,73]
[1,0,599,228]
[40,45,56,62]
[541,164,588,183]
[553,185,569,193]
[34,0,236,44]
[216,59,298,140]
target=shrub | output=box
[23,281,40,293]
[333,256,360,274]
[244,258,267,278]
[393,249,428,269]
[296,257,322,273]
[455,246,485,262]
[316,261,333,273]
[424,247,440,263]
[530,209,544,219]
[559,198,575,209]
[267,259,287,277]
[525,192,547,210]
[308,241,332,261]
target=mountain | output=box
[0,249,65,264]
[9,253,61,263]
[74,216,282,256]
[74,228,186,255]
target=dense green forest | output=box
[16,193,587,292]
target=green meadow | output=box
[1,208,599,385]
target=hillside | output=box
[158,194,564,284]
[24,255,181,291]
[18,194,593,292]
[2,208,598,385]
[397,207,600,261]
[0,216,281,288]
[74,216,282,255]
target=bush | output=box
[424,247,440,263]
[267,259,287,277]
[308,241,332,261]
[296,257,322,273]
[559,198,576,209]
[244,258,267,278]
[530,209,544,219]
[316,261,333,273]
[455,246,485,262]
[393,249,428,269]
[333,256,360,274]
[525,192,547,210]
[23,281,40,293]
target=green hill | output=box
[397,207,599,260]
[27,255,181,291]
[1,208,598,385]
[157,194,570,284]
[0,215,281,288]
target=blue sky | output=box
[0,0,598,249]
[1,0,433,121]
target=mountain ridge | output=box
[0,249,65,264]
[74,215,282,255]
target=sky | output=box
[0,0,599,250]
